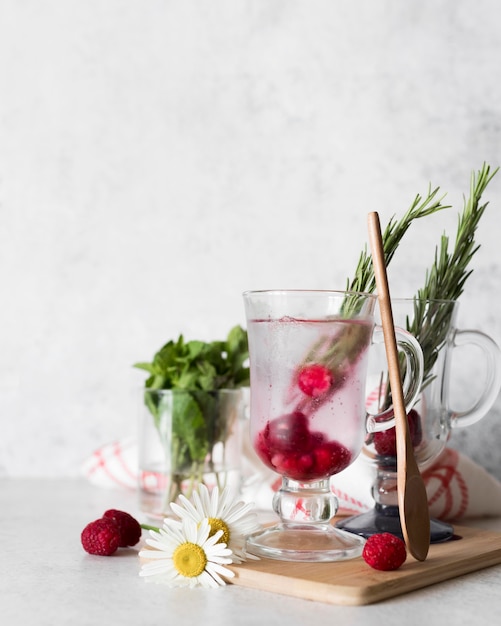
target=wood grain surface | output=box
[229,525,501,605]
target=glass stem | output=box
[272,477,339,526]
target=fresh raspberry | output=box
[81,518,120,556]
[255,411,352,480]
[259,411,312,455]
[297,364,333,397]
[103,509,142,547]
[312,440,352,477]
[362,532,407,571]
[373,409,422,457]
[273,451,315,479]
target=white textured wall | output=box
[1,0,500,478]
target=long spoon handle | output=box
[368,211,430,561]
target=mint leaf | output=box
[196,361,218,390]
[171,392,208,468]
[134,325,249,391]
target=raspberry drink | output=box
[243,290,383,562]
[248,316,373,481]
[244,290,427,560]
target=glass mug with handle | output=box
[243,289,424,562]
[337,297,501,542]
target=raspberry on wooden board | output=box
[362,532,407,571]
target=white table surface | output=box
[2,478,501,625]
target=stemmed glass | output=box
[243,290,424,562]
[337,298,501,542]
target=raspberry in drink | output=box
[248,316,373,481]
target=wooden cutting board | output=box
[229,525,501,605]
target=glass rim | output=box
[242,289,378,298]
[139,387,245,394]
[243,290,459,306]
[389,296,459,305]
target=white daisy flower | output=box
[169,484,261,563]
[139,517,235,588]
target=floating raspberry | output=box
[81,517,120,556]
[297,364,333,397]
[103,509,142,547]
[373,409,422,457]
[362,532,407,571]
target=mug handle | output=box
[449,329,501,428]
[366,326,424,433]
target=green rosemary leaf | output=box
[408,162,498,385]
[346,186,451,295]
[347,163,497,401]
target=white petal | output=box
[139,548,173,559]
[218,487,233,514]
[161,518,184,534]
[183,518,201,543]
[172,496,200,522]
[194,485,210,517]
[205,539,232,555]
[225,502,254,523]
[139,559,172,576]
[206,562,234,584]
[190,488,206,518]
[203,528,225,550]
[197,518,213,542]
[209,486,220,516]
[208,554,233,565]
[202,569,225,588]
[203,484,216,515]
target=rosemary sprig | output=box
[407,162,498,386]
[347,163,498,403]
[346,186,451,296]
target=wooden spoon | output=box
[367,211,430,561]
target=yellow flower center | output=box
[172,542,207,578]
[208,517,230,545]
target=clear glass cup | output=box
[243,289,424,561]
[138,388,245,520]
[337,298,501,542]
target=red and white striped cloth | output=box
[81,435,501,521]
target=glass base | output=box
[245,523,366,562]
[335,505,454,543]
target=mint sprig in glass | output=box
[135,325,250,515]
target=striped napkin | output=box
[81,434,501,521]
